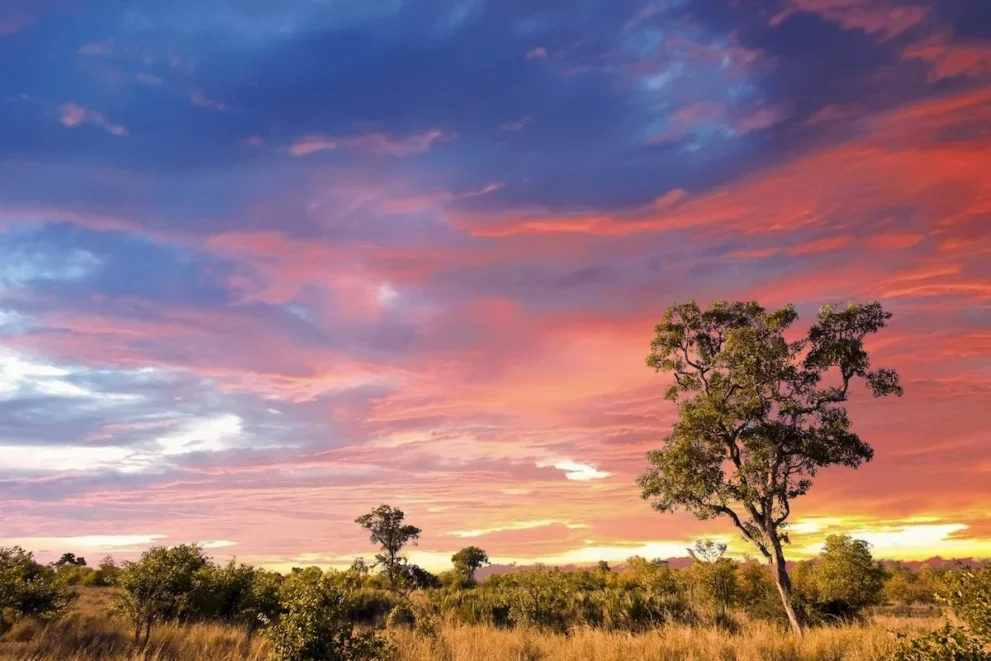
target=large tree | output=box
[637,300,902,636]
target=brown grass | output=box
[0,589,941,661]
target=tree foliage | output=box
[0,546,76,634]
[793,535,886,621]
[638,300,902,634]
[266,566,392,661]
[111,544,212,645]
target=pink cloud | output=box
[904,32,991,81]
[188,88,233,112]
[78,38,115,55]
[526,47,547,59]
[772,0,929,38]
[288,129,454,158]
[58,103,128,136]
[788,235,853,255]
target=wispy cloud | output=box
[58,103,127,136]
[289,129,455,157]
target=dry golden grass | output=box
[393,617,941,661]
[0,589,941,661]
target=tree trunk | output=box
[769,540,802,637]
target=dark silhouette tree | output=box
[637,300,902,636]
[451,546,490,585]
[355,505,421,599]
[55,553,86,567]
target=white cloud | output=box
[156,414,244,456]
[0,534,166,552]
[450,519,587,538]
[0,349,141,403]
[552,460,611,481]
[2,445,138,472]
[376,282,398,307]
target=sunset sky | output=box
[1,0,990,572]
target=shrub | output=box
[0,546,76,634]
[201,559,283,634]
[883,563,941,605]
[887,564,991,660]
[683,542,739,621]
[110,543,213,644]
[890,623,990,661]
[941,565,991,638]
[266,566,393,661]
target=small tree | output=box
[355,505,421,599]
[793,535,886,621]
[94,555,121,587]
[111,544,212,645]
[451,546,490,585]
[638,300,902,636]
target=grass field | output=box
[0,589,943,661]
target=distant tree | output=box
[883,562,939,606]
[792,535,886,621]
[597,560,611,573]
[96,555,120,587]
[451,546,490,585]
[407,564,440,590]
[638,300,902,636]
[111,544,212,645]
[54,553,87,567]
[687,540,728,564]
[355,505,421,599]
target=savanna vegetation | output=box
[2,301,988,660]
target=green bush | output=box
[890,623,990,661]
[793,535,887,622]
[111,543,213,644]
[0,546,76,634]
[941,565,991,638]
[266,567,393,661]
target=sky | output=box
[0,0,990,573]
